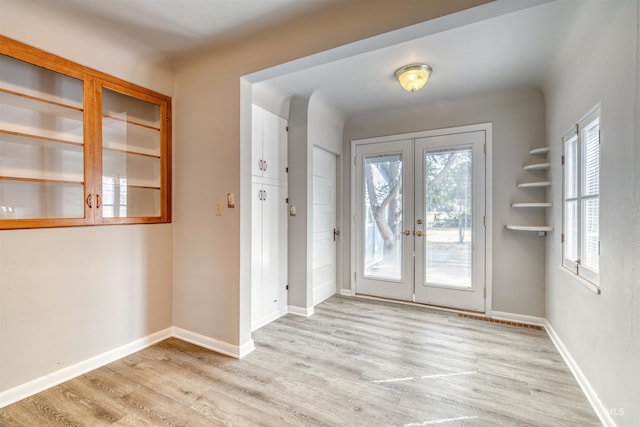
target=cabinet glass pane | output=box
[0,54,83,108]
[0,133,84,182]
[0,54,85,220]
[102,88,161,218]
[0,180,84,219]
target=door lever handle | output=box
[415,230,424,237]
[402,229,411,236]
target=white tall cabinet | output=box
[251,105,288,331]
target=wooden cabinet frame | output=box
[0,36,172,229]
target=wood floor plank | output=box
[0,296,600,426]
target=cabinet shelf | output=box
[512,202,552,208]
[0,125,83,145]
[523,162,551,171]
[0,88,83,119]
[506,225,553,232]
[103,146,161,159]
[0,129,84,146]
[529,147,550,155]
[517,181,551,188]
[0,175,83,185]
[127,184,161,190]
[102,113,160,131]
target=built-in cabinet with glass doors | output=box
[0,36,171,229]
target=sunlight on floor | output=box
[370,371,476,383]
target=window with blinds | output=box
[562,107,600,285]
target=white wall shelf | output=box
[529,146,550,155]
[523,162,550,171]
[512,202,552,208]
[505,225,553,232]
[518,181,551,188]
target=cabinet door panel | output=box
[251,182,264,322]
[99,86,168,222]
[0,51,88,225]
[262,110,287,182]
[261,183,288,316]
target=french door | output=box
[354,129,486,312]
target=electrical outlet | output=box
[215,201,222,216]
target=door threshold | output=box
[352,293,486,316]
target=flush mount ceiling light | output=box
[395,64,433,93]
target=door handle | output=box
[334,228,340,241]
[402,229,411,236]
[415,230,424,237]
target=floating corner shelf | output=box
[517,181,551,188]
[523,162,551,171]
[505,225,553,231]
[512,202,552,208]
[529,146,550,155]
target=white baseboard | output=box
[490,311,545,326]
[172,327,254,359]
[339,288,353,297]
[287,305,314,317]
[251,308,288,332]
[544,320,615,427]
[0,327,173,409]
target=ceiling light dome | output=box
[395,64,432,93]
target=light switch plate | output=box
[227,192,235,208]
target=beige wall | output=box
[343,88,547,317]
[172,0,491,347]
[0,0,174,394]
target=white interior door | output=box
[413,132,485,311]
[312,147,337,305]
[354,140,414,301]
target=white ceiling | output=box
[24,0,581,117]
[254,0,575,116]
[24,0,333,55]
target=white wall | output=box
[544,1,639,425]
[0,0,174,397]
[343,88,547,317]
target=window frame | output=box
[562,106,600,286]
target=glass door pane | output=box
[101,87,161,218]
[424,148,473,287]
[363,153,403,281]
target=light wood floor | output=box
[0,296,600,426]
